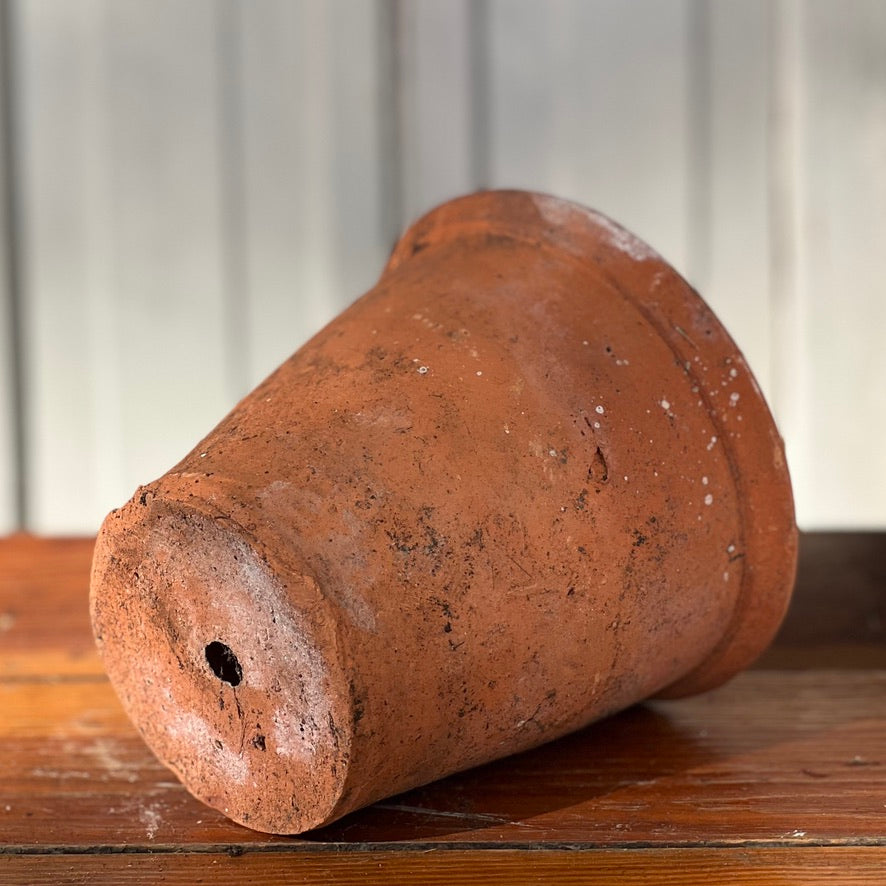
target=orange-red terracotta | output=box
[90,191,797,834]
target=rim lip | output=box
[387,188,798,697]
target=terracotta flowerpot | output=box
[90,190,796,835]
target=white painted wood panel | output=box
[782,0,886,527]
[0,262,13,534]
[0,33,14,534]
[398,0,479,224]
[487,0,694,275]
[237,0,389,388]
[5,0,884,531]
[15,0,234,533]
[702,0,773,400]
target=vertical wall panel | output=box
[0,226,13,533]
[702,0,773,400]
[787,0,886,527]
[16,0,234,533]
[0,6,15,533]
[398,0,478,224]
[238,0,389,388]
[769,0,810,528]
[487,0,694,275]
[5,0,884,532]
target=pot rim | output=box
[386,188,798,697]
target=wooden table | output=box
[1,533,884,883]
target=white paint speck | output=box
[660,399,670,410]
[730,392,740,404]
[476,370,483,377]
[416,365,429,375]
[704,494,714,506]
[548,448,557,457]
[701,476,709,486]
[729,367,738,378]
[706,435,718,451]
[199,452,207,458]
[593,421,601,429]
[582,340,589,346]
[595,405,605,414]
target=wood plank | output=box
[487,0,694,275]
[14,0,235,534]
[2,672,885,848]
[3,532,878,680]
[4,847,886,886]
[3,534,886,864]
[0,535,101,676]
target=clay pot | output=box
[90,190,796,835]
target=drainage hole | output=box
[205,641,243,687]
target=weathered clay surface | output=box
[90,190,797,834]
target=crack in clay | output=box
[167,711,249,784]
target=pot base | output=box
[91,491,352,834]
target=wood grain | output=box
[4,671,885,848]
[3,848,886,886]
[0,535,101,676]
[2,534,885,884]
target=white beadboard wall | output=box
[0,0,884,534]
[0,1,17,535]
